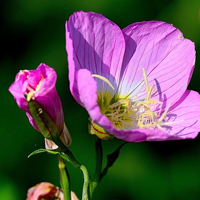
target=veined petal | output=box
[66,11,125,105]
[120,21,195,107]
[138,90,200,141]
[165,90,200,138]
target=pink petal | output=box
[165,90,200,139]
[9,71,29,112]
[35,63,57,96]
[66,11,125,105]
[140,90,200,141]
[120,21,195,107]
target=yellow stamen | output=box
[96,68,180,131]
[36,74,44,92]
[142,68,154,101]
[27,91,35,101]
[92,74,115,90]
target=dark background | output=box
[1,0,200,199]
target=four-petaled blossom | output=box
[65,11,200,142]
[26,182,79,200]
[9,63,71,149]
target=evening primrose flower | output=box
[65,11,200,142]
[9,63,71,148]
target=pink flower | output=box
[9,63,71,148]
[26,182,79,200]
[65,11,200,142]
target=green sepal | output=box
[27,99,60,140]
[88,118,114,140]
[58,155,71,200]
[100,142,127,181]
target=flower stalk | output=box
[58,147,90,200]
[58,155,71,200]
[80,165,90,200]
[90,137,103,198]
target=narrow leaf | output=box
[100,142,127,180]
[28,148,71,163]
[28,148,59,158]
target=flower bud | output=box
[26,182,60,200]
[9,63,71,149]
[26,182,79,200]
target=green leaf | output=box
[100,142,127,181]
[28,148,59,158]
[28,148,71,163]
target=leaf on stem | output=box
[28,148,58,158]
[100,142,127,181]
[28,148,73,164]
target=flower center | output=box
[94,69,175,130]
[105,98,135,129]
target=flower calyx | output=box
[27,98,61,141]
[88,118,114,140]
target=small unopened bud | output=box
[26,182,61,200]
[9,63,72,149]
[26,182,79,200]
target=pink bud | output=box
[9,63,71,148]
[26,182,79,200]
[26,182,61,200]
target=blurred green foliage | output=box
[1,0,200,199]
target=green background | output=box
[1,0,200,199]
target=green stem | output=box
[90,137,103,198]
[80,165,90,200]
[59,147,90,200]
[58,155,71,200]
